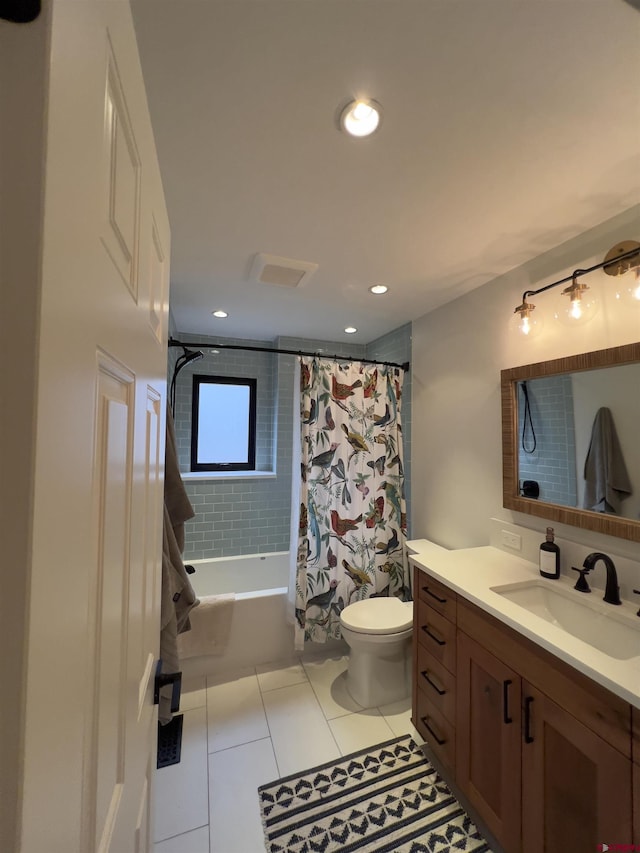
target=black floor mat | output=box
[157,714,184,769]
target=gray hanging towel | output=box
[159,405,198,723]
[583,407,632,513]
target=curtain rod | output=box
[168,338,410,372]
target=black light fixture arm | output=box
[519,245,640,305]
[168,338,410,372]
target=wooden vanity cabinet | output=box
[412,567,457,774]
[456,598,632,853]
[456,630,522,852]
[633,707,640,845]
[412,565,634,853]
[521,682,632,853]
[635,761,640,846]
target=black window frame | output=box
[190,374,257,472]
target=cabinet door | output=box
[522,682,633,853]
[456,631,522,853]
[633,707,640,846]
[634,761,640,846]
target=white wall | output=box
[573,364,640,520]
[411,205,640,551]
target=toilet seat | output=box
[340,598,413,635]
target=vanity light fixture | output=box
[604,240,640,305]
[369,284,388,295]
[557,273,599,326]
[511,300,543,338]
[212,310,228,318]
[615,269,640,305]
[603,240,640,276]
[510,239,640,337]
[339,99,382,138]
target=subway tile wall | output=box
[169,325,412,559]
[517,374,577,508]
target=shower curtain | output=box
[292,356,409,648]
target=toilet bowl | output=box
[340,597,413,708]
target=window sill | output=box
[181,470,277,482]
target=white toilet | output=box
[340,597,414,708]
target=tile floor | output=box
[153,652,421,853]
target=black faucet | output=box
[581,552,622,605]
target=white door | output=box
[19,1,170,850]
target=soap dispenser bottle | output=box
[539,527,560,579]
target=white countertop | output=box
[407,540,640,709]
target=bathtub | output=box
[180,551,293,675]
[188,551,289,597]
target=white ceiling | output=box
[131,0,640,344]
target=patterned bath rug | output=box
[258,734,492,852]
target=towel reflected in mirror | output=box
[583,407,632,514]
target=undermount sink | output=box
[490,579,640,661]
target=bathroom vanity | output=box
[409,543,639,853]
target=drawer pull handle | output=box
[421,670,446,696]
[524,696,535,744]
[421,716,446,746]
[422,585,447,604]
[421,625,446,646]
[502,679,513,725]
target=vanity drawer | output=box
[416,644,456,722]
[416,599,457,673]
[415,686,456,773]
[417,572,457,622]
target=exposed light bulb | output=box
[510,301,542,338]
[614,267,640,307]
[557,276,598,326]
[569,295,583,320]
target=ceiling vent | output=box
[250,253,318,288]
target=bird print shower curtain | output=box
[294,356,409,647]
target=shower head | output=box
[170,348,204,416]
[182,348,204,365]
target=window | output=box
[191,375,257,472]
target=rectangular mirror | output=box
[501,342,640,543]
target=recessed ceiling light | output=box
[212,310,228,318]
[344,326,357,334]
[339,99,381,138]
[369,284,388,295]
